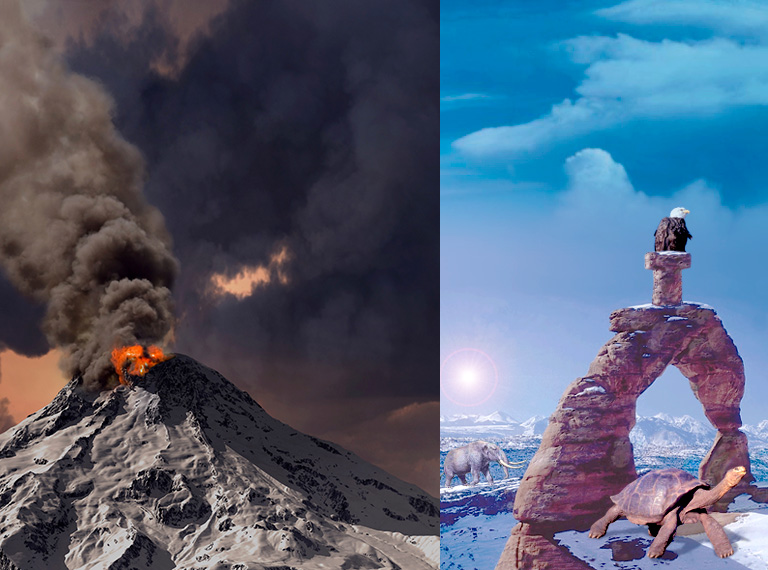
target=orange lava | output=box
[111,345,170,385]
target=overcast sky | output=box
[441,0,768,429]
[0,0,438,496]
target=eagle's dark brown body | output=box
[655,216,692,252]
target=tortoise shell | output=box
[611,468,708,524]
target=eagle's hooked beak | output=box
[683,209,690,214]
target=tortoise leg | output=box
[589,504,621,538]
[648,510,678,558]
[648,523,660,537]
[697,512,735,558]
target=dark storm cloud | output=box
[0,3,178,389]
[0,277,47,357]
[66,0,439,409]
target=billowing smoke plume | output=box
[0,3,178,389]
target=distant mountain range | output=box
[439,411,519,427]
[439,412,548,440]
[440,411,768,449]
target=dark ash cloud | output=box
[64,0,438,490]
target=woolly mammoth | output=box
[443,441,519,487]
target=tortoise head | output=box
[723,466,747,488]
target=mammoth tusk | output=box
[499,459,527,469]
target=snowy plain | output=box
[440,412,768,570]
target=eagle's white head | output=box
[669,207,690,219]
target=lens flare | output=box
[458,368,477,387]
[440,348,498,406]
[111,345,170,385]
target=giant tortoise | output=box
[589,465,747,558]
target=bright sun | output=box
[459,368,477,387]
[440,348,499,406]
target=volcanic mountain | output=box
[0,355,438,569]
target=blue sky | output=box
[441,0,768,426]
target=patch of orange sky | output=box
[0,349,66,423]
[211,246,290,300]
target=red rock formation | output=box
[496,254,752,569]
[495,524,594,570]
[645,251,690,305]
[511,302,748,527]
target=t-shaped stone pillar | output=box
[645,251,691,306]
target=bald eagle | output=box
[655,207,692,252]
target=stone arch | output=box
[512,302,749,528]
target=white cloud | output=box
[563,148,635,202]
[453,21,768,158]
[441,93,493,102]
[570,35,768,114]
[453,98,618,156]
[597,0,768,37]
[441,93,502,112]
[558,148,723,232]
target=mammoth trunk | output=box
[0,3,178,389]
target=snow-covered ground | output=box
[440,477,521,570]
[440,413,768,570]
[558,491,768,569]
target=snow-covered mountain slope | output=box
[633,414,768,449]
[0,355,437,569]
[630,413,717,448]
[440,411,519,427]
[519,415,549,437]
[743,420,768,447]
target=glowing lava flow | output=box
[111,345,170,385]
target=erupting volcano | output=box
[0,355,438,569]
[111,345,171,385]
